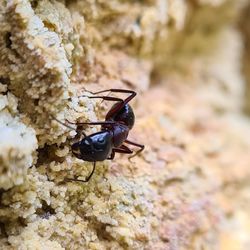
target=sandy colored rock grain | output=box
[0,0,250,249]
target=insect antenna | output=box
[51,115,87,137]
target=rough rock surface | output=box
[0,0,249,249]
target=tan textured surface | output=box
[240,1,250,113]
[0,0,250,249]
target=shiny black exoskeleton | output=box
[64,89,144,182]
[106,103,135,129]
[72,131,113,162]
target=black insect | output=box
[55,89,144,182]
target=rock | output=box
[0,0,249,249]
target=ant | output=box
[54,89,144,182]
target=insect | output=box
[55,89,144,182]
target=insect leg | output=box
[89,89,136,103]
[124,140,145,159]
[66,120,116,126]
[113,145,133,154]
[107,144,134,160]
[66,162,96,183]
[85,96,123,102]
[85,162,96,182]
[81,89,136,119]
[52,116,87,137]
[99,89,136,119]
[107,150,115,160]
